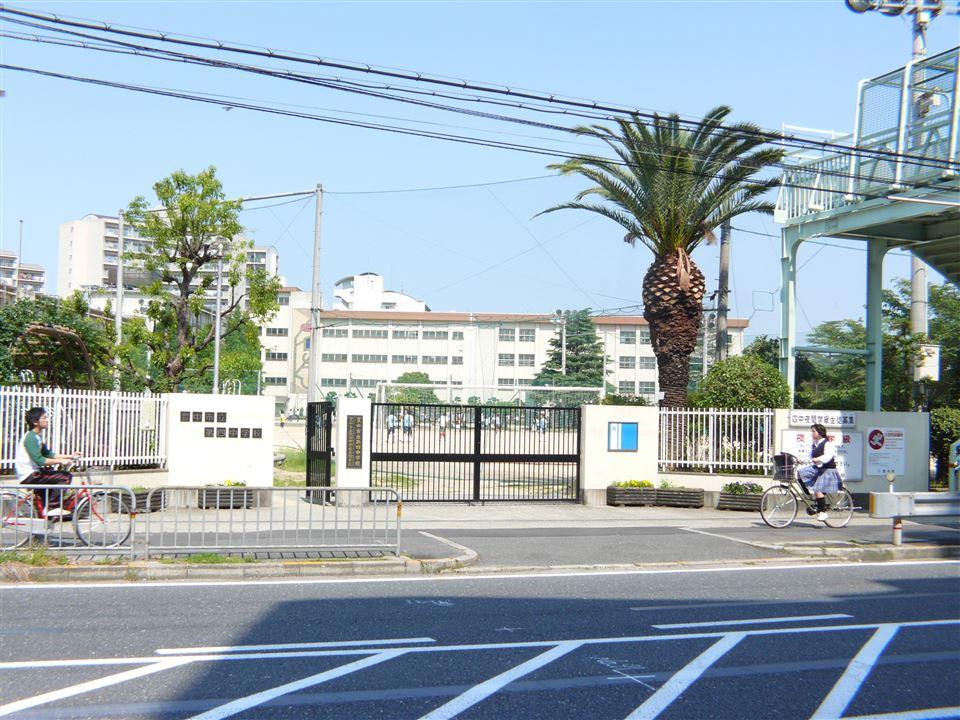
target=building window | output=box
[519,328,535,343]
[498,354,515,367]
[320,378,347,387]
[618,381,635,394]
[639,329,651,344]
[322,328,348,338]
[421,355,448,365]
[352,354,387,363]
[727,332,735,347]
[620,330,636,345]
[452,331,464,340]
[392,330,418,339]
[265,328,288,337]
[277,295,290,306]
[391,355,417,364]
[264,376,287,386]
[352,328,388,339]
[452,356,464,365]
[638,357,656,370]
[619,356,636,370]
[638,381,656,395]
[498,328,515,342]
[498,378,516,387]
[265,351,288,361]
[518,354,535,367]
[422,330,448,340]
[353,379,382,388]
[381,303,396,310]
[517,378,533,386]
[321,353,347,362]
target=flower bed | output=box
[197,488,254,510]
[716,482,764,512]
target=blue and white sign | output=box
[608,422,638,452]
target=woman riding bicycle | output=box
[14,407,81,513]
[798,423,843,522]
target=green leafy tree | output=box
[743,334,815,390]
[930,408,960,483]
[390,371,440,404]
[534,310,607,387]
[540,107,782,406]
[120,167,281,392]
[691,355,790,408]
[928,283,960,408]
[0,294,113,388]
[181,315,263,394]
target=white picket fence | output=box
[659,407,774,474]
[0,387,168,472]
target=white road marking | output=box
[0,657,192,717]
[2,560,956,590]
[418,641,583,720]
[185,649,407,720]
[156,636,435,655]
[845,708,960,719]
[811,624,900,720]
[625,633,746,719]
[680,526,781,549]
[2,618,956,671]
[653,614,852,629]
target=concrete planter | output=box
[197,488,254,509]
[134,490,167,513]
[606,486,656,507]
[654,488,704,508]
[716,492,762,512]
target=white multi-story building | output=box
[0,250,46,298]
[259,286,313,413]
[333,272,429,312]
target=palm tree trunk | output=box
[643,250,706,407]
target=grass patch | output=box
[276,446,307,472]
[0,547,70,567]
[94,557,127,566]
[184,552,258,565]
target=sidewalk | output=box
[2,503,957,582]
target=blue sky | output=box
[1,1,956,341]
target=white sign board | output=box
[865,427,906,477]
[789,409,857,428]
[780,429,863,481]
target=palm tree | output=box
[540,106,783,406]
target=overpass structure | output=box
[775,46,960,410]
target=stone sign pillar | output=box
[334,396,372,505]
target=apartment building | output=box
[0,249,46,298]
[259,286,313,412]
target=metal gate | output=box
[370,403,580,502]
[305,401,334,503]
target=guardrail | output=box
[143,486,402,559]
[869,491,960,545]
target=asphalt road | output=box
[2,560,959,719]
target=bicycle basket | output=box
[84,466,114,485]
[772,453,798,481]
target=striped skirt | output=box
[798,465,843,494]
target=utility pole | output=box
[909,4,929,341]
[307,184,323,405]
[554,310,567,375]
[715,219,730,362]
[212,240,224,394]
[114,210,124,390]
[15,219,23,299]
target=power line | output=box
[3,4,954,172]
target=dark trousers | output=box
[21,468,73,508]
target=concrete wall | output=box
[580,405,658,506]
[164,393,274,487]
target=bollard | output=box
[886,471,902,546]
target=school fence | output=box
[658,407,774,474]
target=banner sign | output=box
[780,430,863,481]
[865,427,906,477]
[789,409,857,428]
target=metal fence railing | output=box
[142,486,401,559]
[659,407,774,475]
[0,387,168,472]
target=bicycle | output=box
[0,465,134,549]
[760,452,855,529]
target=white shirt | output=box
[813,439,836,466]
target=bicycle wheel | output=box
[760,485,798,528]
[823,489,854,529]
[1,490,35,549]
[73,491,132,547]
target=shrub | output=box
[612,479,654,488]
[930,408,960,482]
[601,393,651,406]
[691,355,789,409]
[222,480,247,487]
[659,479,678,489]
[721,481,764,495]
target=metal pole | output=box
[213,242,223,394]
[910,7,929,341]
[561,314,566,375]
[716,220,730,362]
[15,219,23,299]
[114,211,124,390]
[307,184,323,404]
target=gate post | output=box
[335,396,371,506]
[473,405,482,502]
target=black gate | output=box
[305,401,334,503]
[370,403,580,502]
